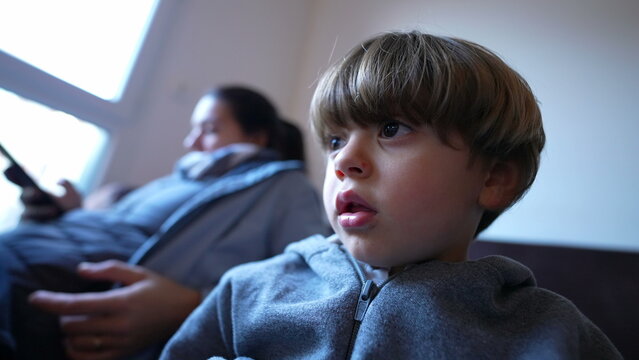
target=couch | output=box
[469,240,638,359]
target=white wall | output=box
[290,0,639,252]
[104,0,639,252]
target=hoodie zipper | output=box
[342,249,409,359]
[345,279,378,359]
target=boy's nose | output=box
[333,141,371,180]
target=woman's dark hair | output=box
[276,119,306,163]
[207,86,279,149]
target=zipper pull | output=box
[354,280,378,322]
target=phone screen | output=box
[0,145,9,171]
[0,143,14,167]
[0,143,65,215]
[0,143,41,189]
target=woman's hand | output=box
[29,260,201,360]
[20,179,82,221]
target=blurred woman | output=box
[0,85,327,360]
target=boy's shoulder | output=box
[376,255,620,357]
[382,254,593,324]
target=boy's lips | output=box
[336,190,377,228]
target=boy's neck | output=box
[385,242,469,276]
[434,244,469,263]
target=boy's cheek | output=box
[322,174,338,219]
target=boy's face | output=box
[323,121,490,268]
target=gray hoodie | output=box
[161,234,622,360]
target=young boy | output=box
[160,31,621,359]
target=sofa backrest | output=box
[469,240,638,360]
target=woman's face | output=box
[183,95,263,152]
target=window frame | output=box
[0,0,179,135]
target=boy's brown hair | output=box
[310,31,545,234]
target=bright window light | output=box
[0,0,158,101]
[0,88,108,231]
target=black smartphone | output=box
[0,142,63,210]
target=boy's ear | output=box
[478,160,521,211]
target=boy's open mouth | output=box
[336,190,376,214]
[336,190,377,228]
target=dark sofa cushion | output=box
[469,240,638,360]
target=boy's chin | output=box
[344,244,399,269]
[338,233,400,268]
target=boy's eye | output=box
[327,136,345,151]
[329,137,343,150]
[380,121,412,138]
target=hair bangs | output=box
[311,34,444,145]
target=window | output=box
[0,89,107,231]
[0,0,159,101]
[0,0,164,230]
